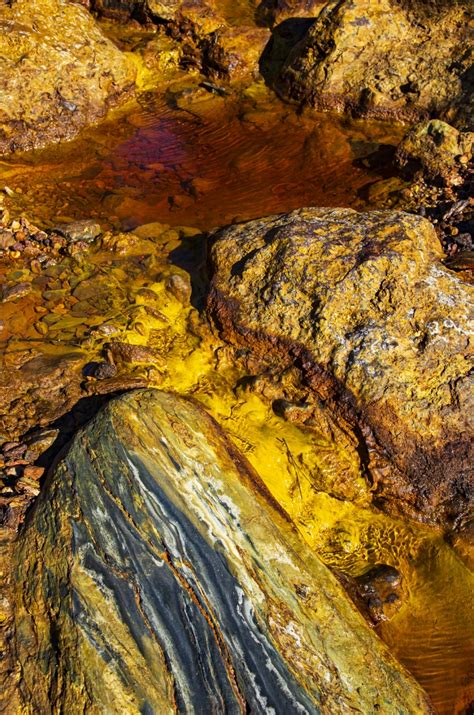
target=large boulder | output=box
[0,0,135,154]
[276,0,473,128]
[11,389,431,713]
[208,207,474,526]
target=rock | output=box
[23,429,59,462]
[147,0,223,29]
[393,122,473,257]
[356,564,404,623]
[12,389,431,713]
[51,220,102,243]
[1,283,32,302]
[21,465,45,481]
[208,207,474,526]
[165,272,192,303]
[87,361,118,380]
[276,0,474,128]
[0,0,135,154]
[89,0,149,22]
[0,348,86,441]
[105,340,163,365]
[200,26,271,81]
[395,120,473,186]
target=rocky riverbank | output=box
[0,0,473,712]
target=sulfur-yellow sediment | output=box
[1,215,472,712]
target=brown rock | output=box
[395,120,473,185]
[0,0,136,154]
[1,283,32,302]
[276,0,473,128]
[105,341,163,365]
[51,220,102,243]
[207,207,474,527]
[22,465,45,481]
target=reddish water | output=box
[0,90,404,232]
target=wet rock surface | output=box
[0,0,135,154]
[11,389,432,713]
[0,4,473,708]
[355,564,404,623]
[208,207,474,527]
[276,0,473,127]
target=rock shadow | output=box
[168,232,209,311]
[258,18,315,88]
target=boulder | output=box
[12,389,431,713]
[0,0,135,154]
[208,207,474,526]
[276,0,473,128]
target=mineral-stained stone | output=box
[276,0,473,129]
[12,389,431,713]
[0,0,135,154]
[207,207,474,526]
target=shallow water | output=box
[1,90,472,713]
[0,88,403,231]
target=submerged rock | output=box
[276,0,473,128]
[208,207,474,526]
[12,389,431,713]
[0,0,135,154]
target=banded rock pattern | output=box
[12,390,431,713]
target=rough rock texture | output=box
[395,120,474,186]
[88,0,270,80]
[276,0,474,128]
[11,389,432,713]
[208,207,474,526]
[0,0,135,154]
[158,2,270,80]
[392,121,474,262]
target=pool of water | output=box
[0,87,403,232]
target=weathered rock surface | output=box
[393,120,474,261]
[0,0,135,154]
[395,120,473,187]
[208,207,474,526]
[276,0,474,128]
[12,389,431,713]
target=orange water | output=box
[0,90,403,232]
